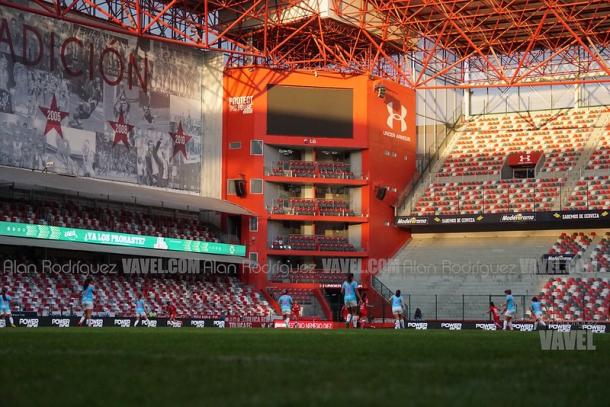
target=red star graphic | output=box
[169,121,192,159]
[108,112,134,149]
[39,95,69,138]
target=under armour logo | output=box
[386,102,407,132]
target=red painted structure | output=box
[223,68,415,309]
[2,0,608,89]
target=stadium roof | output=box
[376,0,610,54]
[4,0,610,88]
[0,166,253,216]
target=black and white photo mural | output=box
[0,7,203,192]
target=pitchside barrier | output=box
[1,317,608,332]
[376,294,567,322]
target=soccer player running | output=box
[278,289,293,328]
[530,296,547,330]
[134,293,149,327]
[502,289,516,331]
[341,273,362,328]
[489,301,502,330]
[1,287,15,327]
[78,278,95,327]
[291,300,301,324]
[390,290,405,329]
[359,292,372,329]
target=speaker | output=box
[375,186,387,201]
[234,179,246,197]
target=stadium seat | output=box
[0,198,222,243]
[0,265,275,319]
[539,277,609,321]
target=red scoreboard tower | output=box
[223,68,416,313]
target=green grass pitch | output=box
[1,328,608,406]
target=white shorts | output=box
[345,299,357,308]
[392,307,403,315]
[82,301,93,311]
[504,309,515,318]
[136,311,147,318]
[534,311,543,319]
[1,308,11,316]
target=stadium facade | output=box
[0,0,608,327]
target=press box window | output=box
[249,217,258,232]
[250,140,263,155]
[227,179,238,195]
[249,252,259,265]
[250,179,263,194]
[229,142,242,150]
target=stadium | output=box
[0,0,609,405]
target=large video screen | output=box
[0,8,204,192]
[267,85,353,138]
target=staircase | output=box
[396,118,466,215]
[560,109,610,208]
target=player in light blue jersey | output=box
[1,287,15,327]
[530,296,547,330]
[502,289,516,330]
[390,290,405,329]
[134,293,149,327]
[278,290,293,328]
[341,273,362,328]
[78,278,94,327]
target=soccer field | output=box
[1,329,608,406]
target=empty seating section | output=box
[548,232,594,257]
[271,235,356,252]
[567,175,610,210]
[318,199,352,216]
[0,271,275,318]
[0,198,220,242]
[267,287,326,318]
[269,288,314,307]
[317,162,353,179]
[270,269,345,284]
[270,198,355,216]
[441,109,600,177]
[270,161,315,178]
[272,235,317,251]
[590,232,610,273]
[540,277,609,321]
[270,161,353,179]
[587,125,610,170]
[413,178,562,215]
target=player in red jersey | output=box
[166,302,177,323]
[291,301,301,324]
[359,292,372,328]
[489,301,501,330]
[341,304,349,323]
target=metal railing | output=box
[269,235,363,252]
[265,160,362,179]
[374,293,536,322]
[401,182,569,216]
[268,198,362,217]
[395,116,464,215]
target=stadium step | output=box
[560,110,610,207]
